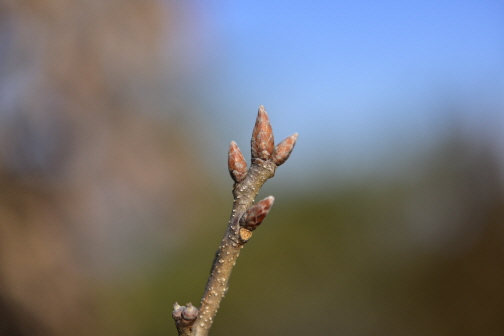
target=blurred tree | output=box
[0,1,210,335]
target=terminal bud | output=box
[251,106,274,161]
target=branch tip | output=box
[187,106,297,336]
[251,105,274,161]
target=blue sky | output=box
[178,0,504,182]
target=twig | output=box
[172,106,298,336]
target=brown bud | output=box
[240,196,274,231]
[251,105,274,161]
[228,141,247,183]
[271,133,298,166]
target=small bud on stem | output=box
[271,133,298,166]
[172,302,183,320]
[228,141,248,183]
[240,196,275,231]
[181,303,198,322]
[173,302,198,336]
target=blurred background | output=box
[1,1,503,335]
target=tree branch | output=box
[172,106,298,336]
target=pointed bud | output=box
[228,141,248,183]
[240,196,274,231]
[271,133,298,166]
[251,105,274,161]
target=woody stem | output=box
[192,159,276,336]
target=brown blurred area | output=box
[0,1,209,335]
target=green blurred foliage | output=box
[97,130,504,336]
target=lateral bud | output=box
[228,141,248,183]
[173,302,198,327]
[251,105,274,161]
[181,303,198,322]
[271,133,298,166]
[240,196,275,231]
[172,302,183,320]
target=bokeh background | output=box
[1,1,504,335]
